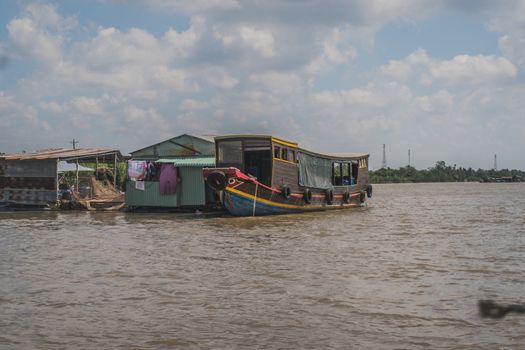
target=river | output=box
[1,183,525,349]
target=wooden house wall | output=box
[357,166,369,188]
[272,160,300,192]
[0,159,57,205]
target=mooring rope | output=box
[252,182,258,217]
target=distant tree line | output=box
[370,161,525,183]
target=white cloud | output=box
[3,1,525,168]
[69,96,105,117]
[24,3,76,31]
[8,17,62,62]
[146,0,240,13]
[413,90,454,113]
[182,99,209,110]
[308,27,357,73]
[40,101,65,114]
[6,3,76,63]
[249,72,302,95]
[206,69,239,89]
[151,66,200,92]
[239,27,275,57]
[314,83,410,109]
[380,49,517,86]
[379,48,430,80]
[428,55,517,84]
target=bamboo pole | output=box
[114,152,117,189]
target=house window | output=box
[290,150,296,163]
[352,161,359,184]
[274,146,281,159]
[281,148,288,161]
[218,140,243,164]
[332,162,343,186]
[342,163,351,185]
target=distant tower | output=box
[494,154,497,171]
[382,144,387,169]
[408,149,411,167]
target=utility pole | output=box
[408,148,411,167]
[494,154,497,171]
[70,138,79,193]
[70,138,79,150]
[381,144,387,169]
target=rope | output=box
[252,182,258,217]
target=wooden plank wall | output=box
[272,160,300,192]
[0,159,57,205]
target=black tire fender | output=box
[303,188,312,204]
[325,189,334,205]
[206,171,227,191]
[281,186,291,200]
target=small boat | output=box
[203,135,372,216]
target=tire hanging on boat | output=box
[325,189,334,205]
[280,186,291,199]
[206,171,227,191]
[367,184,373,198]
[303,188,312,204]
[343,191,350,203]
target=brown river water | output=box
[1,183,525,349]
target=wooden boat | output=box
[203,135,372,216]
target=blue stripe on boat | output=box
[223,190,303,216]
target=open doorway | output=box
[244,150,272,186]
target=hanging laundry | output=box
[147,162,158,180]
[159,164,178,195]
[128,160,147,180]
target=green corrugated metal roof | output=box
[156,157,215,167]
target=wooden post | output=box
[56,159,60,202]
[114,152,117,189]
[75,158,79,194]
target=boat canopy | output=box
[297,153,332,189]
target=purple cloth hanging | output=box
[159,164,178,195]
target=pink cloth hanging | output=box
[159,164,178,195]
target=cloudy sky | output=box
[1,1,524,169]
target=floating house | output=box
[0,148,123,208]
[124,134,216,210]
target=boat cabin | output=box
[214,135,369,192]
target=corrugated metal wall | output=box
[179,167,206,206]
[125,181,179,207]
[0,160,57,206]
[124,167,208,208]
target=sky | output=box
[1,0,524,170]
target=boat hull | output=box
[204,167,369,217]
[222,184,363,217]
